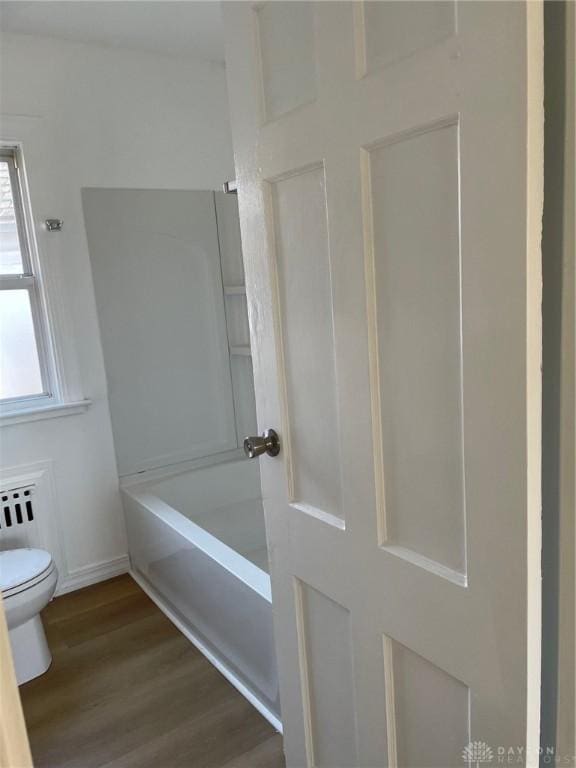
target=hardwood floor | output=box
[19,575,285,768]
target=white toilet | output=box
[0,548,58,685]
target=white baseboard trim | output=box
[130,568,283,734]
[56,555,130,596]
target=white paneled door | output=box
[223,3,543,766]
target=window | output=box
[0,146,55,410]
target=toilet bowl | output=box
[0,548,58,685]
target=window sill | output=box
[0,399,92,427]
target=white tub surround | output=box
[85,187,273,724]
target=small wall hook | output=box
[45,219,63,232]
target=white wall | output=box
[541,1,575,754]
[0,32,235,591]
[555,2,575,755]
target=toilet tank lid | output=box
[0,548,53,592]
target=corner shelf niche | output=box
[216,191,257,442]
[224,285,247,296]
[230,345,251,357]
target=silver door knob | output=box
[244,429,280,458]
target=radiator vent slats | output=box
[1,486,35,529]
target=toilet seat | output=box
[0,548,55,599]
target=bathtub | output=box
[121,457,281,729]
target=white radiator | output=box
[0,462,63,575]
[0,483,41,550]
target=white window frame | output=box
[0,144,60,415]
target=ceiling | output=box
[0,1,225,63]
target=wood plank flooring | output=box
[19,575,285,768]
